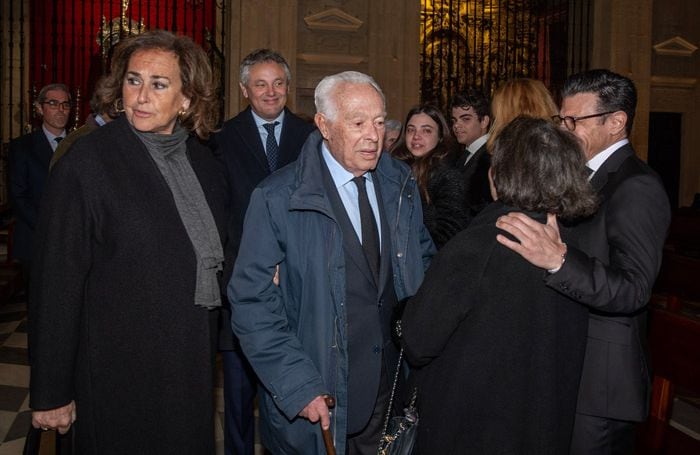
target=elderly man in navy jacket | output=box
[229,71,434,454]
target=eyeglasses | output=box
[42,100,71,110]
[551,111,615,131]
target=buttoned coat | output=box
[29,116,229,454]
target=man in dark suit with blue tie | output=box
[9,83,70,281]
[213,49,315,455]
[496,69,671,454]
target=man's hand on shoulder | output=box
[496,213,567,271]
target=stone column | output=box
[590,0,653,160]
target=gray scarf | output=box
[133,124,224,309]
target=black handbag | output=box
[377,345,418,455]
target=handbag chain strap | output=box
[378,319,406,453]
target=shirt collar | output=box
[321,142,373,188]
[251,109,285,128]
[587,138,629,173]
[467,133,489,154]
[42,125,65,143]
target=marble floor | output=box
[0,296,264,455]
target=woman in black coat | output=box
[401,117,598,454]
[29,31,227,454]
[392,105,470,248]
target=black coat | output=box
[29,116,229,454]
[545,144,671,422]
[456,142,493,217]
[422,161,471,249]
[8,129,54,263]
[402,202,588,454]
[213,106,315,350]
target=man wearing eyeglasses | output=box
[495,69,670,454]
[9,83,71,280]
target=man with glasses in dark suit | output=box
[496,69,670,454]
[9,83,71,282]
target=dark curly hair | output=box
[101,29,218,139]
[490,116,598,220]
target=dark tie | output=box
[585,166,594,177]
[463,149,472,166]
[54,137,63,144]
[263,122,280,171]
[352,176,380,282]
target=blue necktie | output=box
[263,122,280,171]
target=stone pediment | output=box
[304,8,363,32]
[653,36,698,57]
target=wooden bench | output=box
[639,307,700,454]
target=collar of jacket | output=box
[288,130,411,214]
[590,143,633,191]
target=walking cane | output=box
[321,395,336,455]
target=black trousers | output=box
[346,363,391,455]
[569,412,637,455]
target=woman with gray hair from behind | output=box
[401,116,597,454]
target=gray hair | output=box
[35,83,71,105]
[314,71,385,121]
[385,119,402,132]
[239,49,291,86]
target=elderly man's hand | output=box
[273,264,280,286]
[32,400,76,434]
[496,213,567,271]
[299,395,330,430]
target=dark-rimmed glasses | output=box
[42,100,71,110]
[552,111,615,132]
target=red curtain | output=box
[29,0,217,127]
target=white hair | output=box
[314,71,385,121]
[385,119,402,132]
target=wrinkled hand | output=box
[32,401,76,434]
[496,213,566,270]
[299,395,330,430]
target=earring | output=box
[178,108,188,119]
[113,98,124,113]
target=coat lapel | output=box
[373,172,391,295]
[318,154,377,287]
[236,107,270,173]
[32,130,53,169]
[590,144,633,192]
[278,108,302,168]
